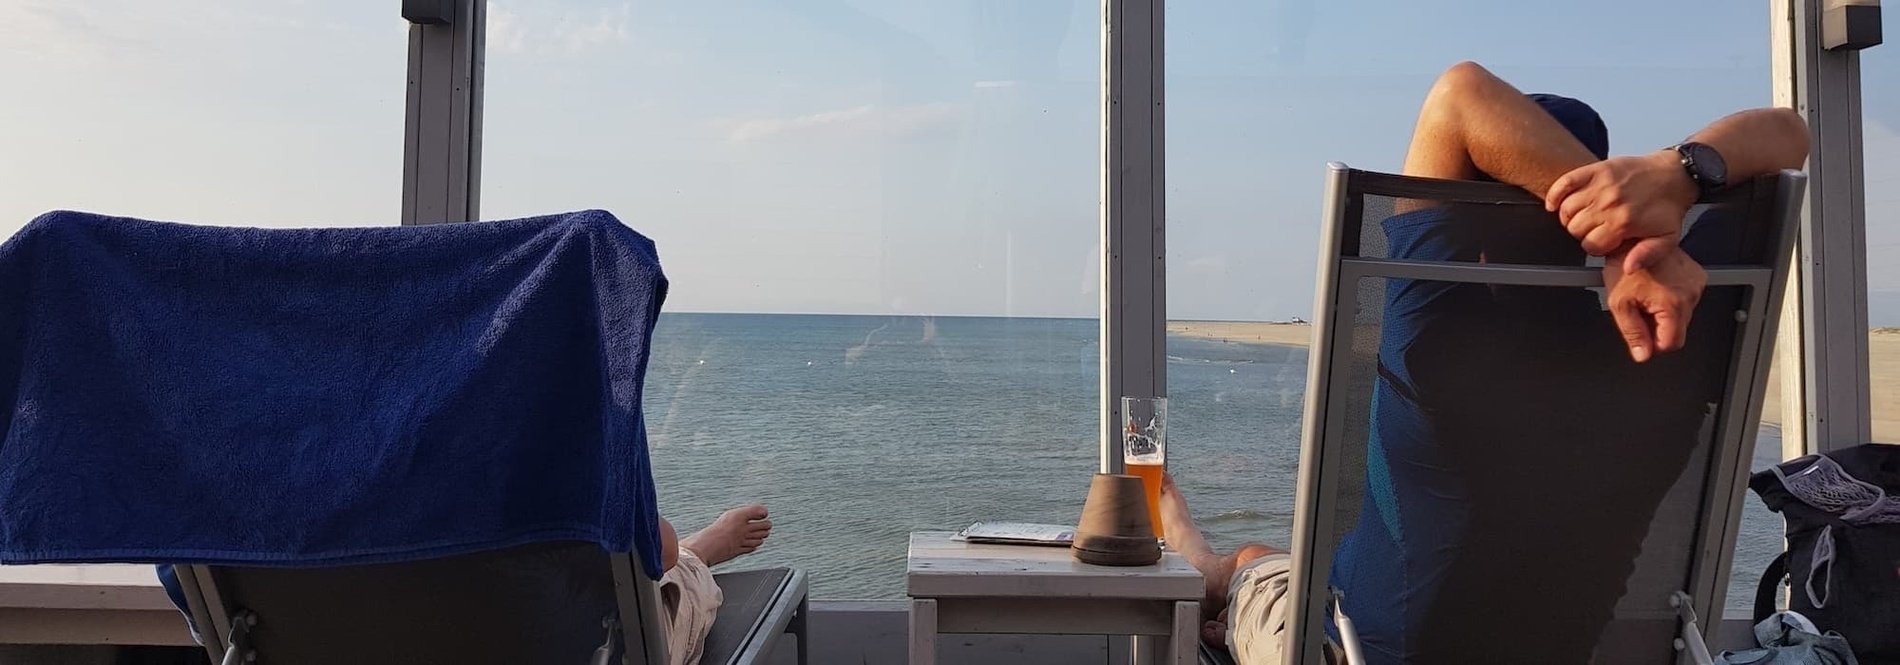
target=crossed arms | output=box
[1406,61,1809,361]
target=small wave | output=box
[1166,355,1258,366]
[1208,509,1273,522]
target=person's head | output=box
[1528,93,1609,160]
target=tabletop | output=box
[905,531,1202,601]
[0,564,174,611]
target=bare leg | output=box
[1159,473,1283,627]
[660,518,681,572]
[1159,473,1226,590]
[679,504,773,567]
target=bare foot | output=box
[680,504,772,566]
[1159,473,1209,559]
[1202,619,1228,650]
[1158,473,1231,611]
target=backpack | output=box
[1749,443,1900,661]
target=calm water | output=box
[643,313,1784,610]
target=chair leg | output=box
[790,596,809,665]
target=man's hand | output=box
[1602,245,1706,363]
[1545,151,1699,271]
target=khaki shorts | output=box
[1226,553,1292,665]
[659,547,723,665]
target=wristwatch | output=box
[1670,142,1729,196]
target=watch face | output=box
[1688,142,1728,188]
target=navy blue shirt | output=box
[1330,204,1744,663]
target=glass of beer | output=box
[1121,396,1168,539]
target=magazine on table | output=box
[952,521,1075,547]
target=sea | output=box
[642,312,1785,612]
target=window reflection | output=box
[0,3,404,230]
[1863,44,1899,442]
[1162,1,1771,615]
[481,0,1102,598]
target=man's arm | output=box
[1401,61,1598,195]
[1546,108,1806,361]
[1403,62,1809,362]
[1399,62,1700,362]
[1408,61,1810,243]
[1547,108,1810,268]
[1683,108,1812,184]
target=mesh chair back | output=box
[1283,165,1804,664]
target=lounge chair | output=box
[0,211,808,665]
[1277,165,1804,664]
[171,547,807,665]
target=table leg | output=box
[909,598,937,665]
[1172,600,1200,665]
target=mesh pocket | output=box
[1774,455,1900,525]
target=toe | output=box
[1201,620,1227,648]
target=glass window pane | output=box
[1165,0,1772,646]
[1867,44,1899,442]
[1738,42,1900,622]
[1740,359,1796,613]
[481,0,1102,599]
[0,3,405,230]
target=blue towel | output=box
[0,210,669,579]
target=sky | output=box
[1,0,1895,325]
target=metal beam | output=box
[1772,0,1810,460]
[1100,0,1167,475]
[402,0,485,225]
[1101,2,1167,661]
[1772,0,1875,453]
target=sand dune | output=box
[1168,321,1899,442]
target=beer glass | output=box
[1121,396,1168,539]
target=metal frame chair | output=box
[1281,164,1805,664]
[174,545,807,665]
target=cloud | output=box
[0,1,161,62]
[485,4,528,54]
[722,103,963,144]
[2,1,371,66]
[486,2,628,57]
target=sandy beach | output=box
[1169,320,1319,348]
[1168,321,1900,441]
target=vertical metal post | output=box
[1772,0,1810,461]
[1100,0,1167,476]
[1772,0,1875,454]
[402,0,485,225]
[1102,1,1166,662]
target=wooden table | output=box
[0,564,194,646]
[905,531,1203,665]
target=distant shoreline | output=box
[1170,320,1898,439]
[1167,320,1314,348]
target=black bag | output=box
[1750,443,1900,661]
